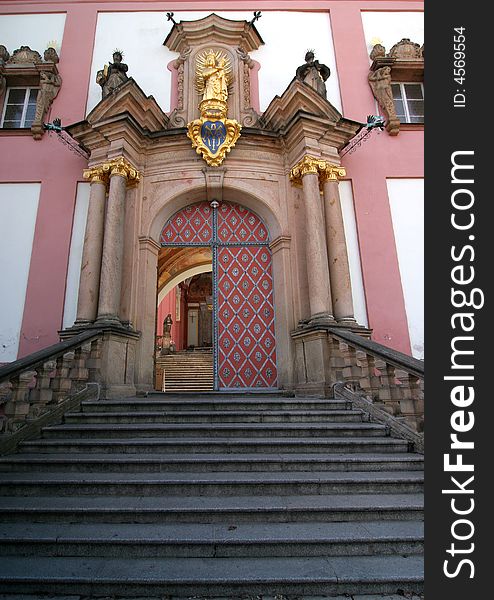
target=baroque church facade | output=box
[0,1,424,397]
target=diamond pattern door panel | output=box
[217,246,277,389]
[217,203,269,244]
[160,202,213,244]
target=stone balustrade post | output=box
[3,371,34,431]
[30,360,56,416]
[95,157,140,326]
[50,353,74,403]
[320,165,356,323]
[290,156,334,323]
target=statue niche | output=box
[96,50,129,99]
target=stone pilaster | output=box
[74,167,108,326]
[320,164,356,323]
[95,157,140,326]
[290,155,334,323]
[135,236,161,392]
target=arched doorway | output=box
[160,200,278,390]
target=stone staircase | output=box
[155,349,214,392]
[0,391,424,598]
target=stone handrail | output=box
[0,329,103,434]
[325,326,424,433]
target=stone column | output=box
[96,157,140,325]
[290,155,334,323]
[321,165,356,323]
[74,167,107,326]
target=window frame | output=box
[0,86,39,129]
[391,82,424,124]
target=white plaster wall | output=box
[361,11,424,57]
[339,181,368,328]
[251,11,342,112]
[62,183,90,329]
[0,13,66,57]
[387,178,424,359]
[0,184,40,362]
[87,11,341,115]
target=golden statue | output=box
[196,50,231,103]
[187,48,241,167]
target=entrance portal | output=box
[160,201,277,390]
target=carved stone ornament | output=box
[0,45,10,62]
[369,43,386,61]
[0,45,62,139]
[388,38,423,59]
[368,37,423,136]
[8,46,43,64]
[31,69,63,139]
[187,47,241,167]
[368,66,400,136]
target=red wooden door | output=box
[160,201,277,389]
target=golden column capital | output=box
[83,157,140,188]
[83,165,109,185]
[289,156,346,188]
[289,155,325,187]
[319,164,346,185]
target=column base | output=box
[73,318,94,327]
[336,316,357,325]
[307,312,337,327]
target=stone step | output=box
[19,436,411,454]
[0,452,424,473]
[63,409,366,424]
[160,364,213,368]
[0,470,424,497]
[164,374,213,379]
[0,555,424,597]
[40,422,388,439]
[0,493,424,524]
[161,371,213,376]
[0,521,424,559]
[81,398,351,412]
[165,385,214,391]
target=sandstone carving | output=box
[96,51,129,99]
[296,50,331,98]
[388,38,423,59]
[0,45,62,138]
[8,46,43,64]
[368,66,400,136]
[368,37,423,136]
[31,70,63,140]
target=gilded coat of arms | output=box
[187,49,241,167]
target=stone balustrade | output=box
[326,327,424,432]
[0,330,103,434]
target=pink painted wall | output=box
[330,3,423,354]
[0,0,423,358]
[0,3,99,357]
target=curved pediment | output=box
[164,13,264,53]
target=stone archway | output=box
[160,200,277,390]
